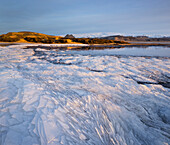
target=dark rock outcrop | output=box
[64,34,75,39]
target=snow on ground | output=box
[0,45,170,145]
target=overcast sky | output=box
[0,0,170,36]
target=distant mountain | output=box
[101,35,170,42]
[71,32,170,40]
[72,32,123,38]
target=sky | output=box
[0,0,170,36]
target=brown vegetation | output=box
[0,32,127,44]
[102,35,170,42]
[71,38,127,44]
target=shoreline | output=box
[1,42,170,49]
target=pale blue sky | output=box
[0,0,170,36]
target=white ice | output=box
[0,45,170,145]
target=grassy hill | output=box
[0,31,62,43]
[0,31,127,44]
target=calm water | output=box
[58,46,170,57]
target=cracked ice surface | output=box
[0,45,170,145]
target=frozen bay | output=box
[0,45,170,145]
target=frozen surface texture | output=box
[0,45,170,145]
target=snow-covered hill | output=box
[72,32,123,38]
[71,32,170,38]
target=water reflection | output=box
[57,46,170,58]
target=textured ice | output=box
[0,45,170,145]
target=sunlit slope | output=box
[0,31,63,43]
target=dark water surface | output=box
[57,46,170,58]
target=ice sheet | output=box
[0,45,169,145]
